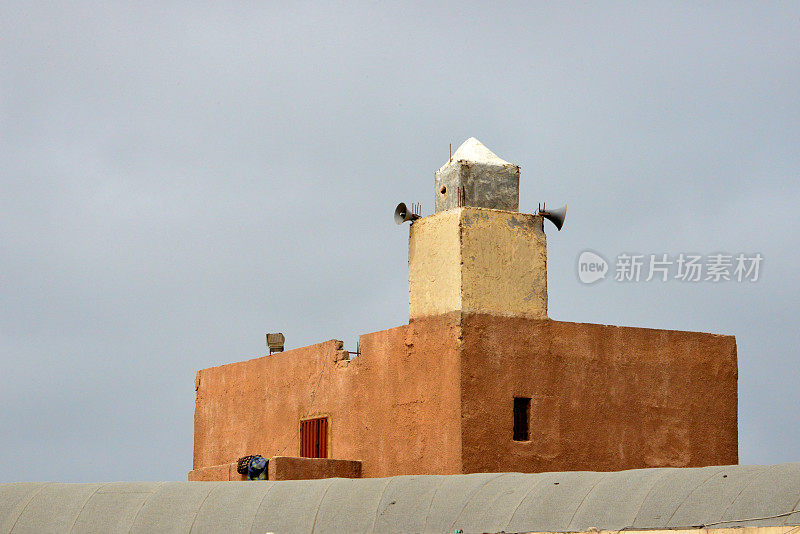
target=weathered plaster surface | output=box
[435,137,520,212]
[186,457,361,481]
[192,313,462,479]
[408,208,462,318]
[460,208,547,318]
[193,312,737,480]
[188,462,245,481]
[459,314,739,474]
[267,456,361,480]
[409,207,547,320]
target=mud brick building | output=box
[189,138,737,481]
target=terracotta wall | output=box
[268,457,361,480]
[459,314,738,473]
[192,313,462,478]
[194,312,738,479]
[188,462,246,481]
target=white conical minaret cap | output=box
[448,137,511,167]
[435,137,520,213]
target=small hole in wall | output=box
[513,397,531,441]
[440,186,446,195]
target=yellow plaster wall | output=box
[461,208,547,318]
[408,207,547,320]
[408,208,462,319]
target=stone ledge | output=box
[188,462,246,481]
[270,456,362,480]
[188,456,362,481]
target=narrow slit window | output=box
[300,417,328,458]
[513,397,530,441]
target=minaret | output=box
[408,138,547,320]
[434,137,520,212]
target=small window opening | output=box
[513,397,530,441]
[300,417,328,458]
[440,186,447,195]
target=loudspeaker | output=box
[394,202,420,225]
[539,204,566,231]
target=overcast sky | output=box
[1,2,798,482]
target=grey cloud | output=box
[1,2,798,481]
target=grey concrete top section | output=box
[2,463,800,533]
[435,137,520,213]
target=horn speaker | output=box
[394,202,420,225]
[539,204,567,231]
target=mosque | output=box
[190,137,737,482]
[1,139,797,534]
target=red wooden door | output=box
[300,417,328,458]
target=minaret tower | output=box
[408,138,547,320]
